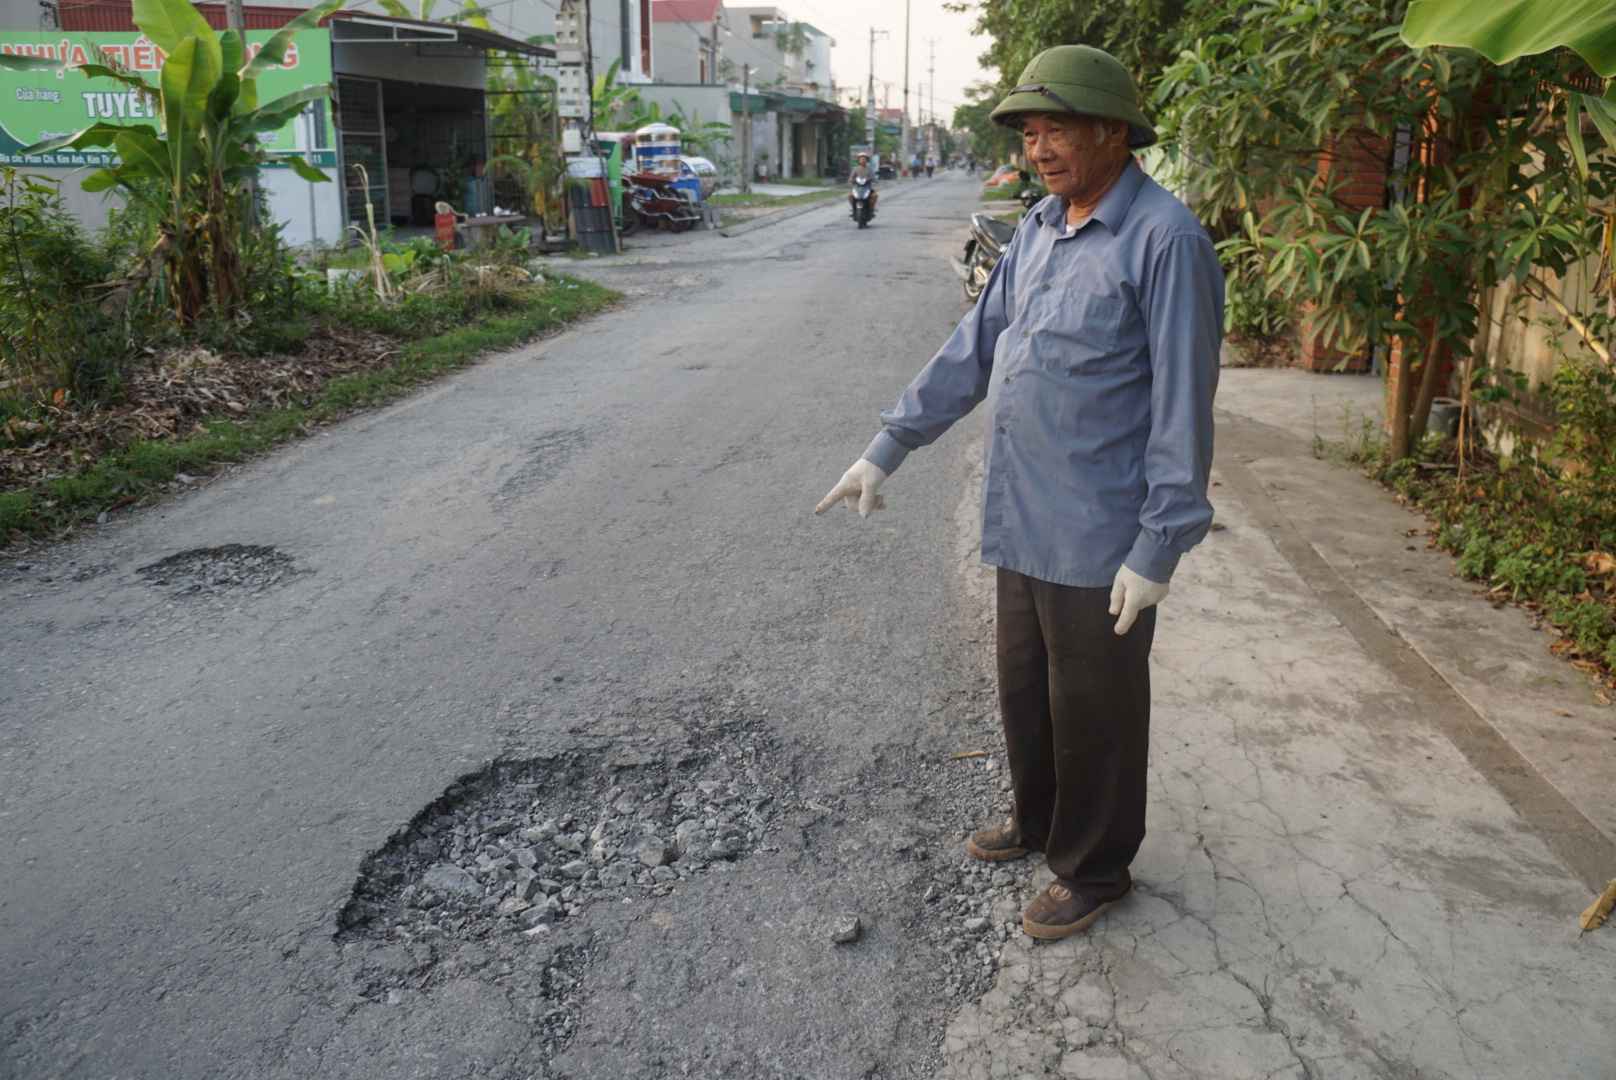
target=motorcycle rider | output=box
[849,152,879,219]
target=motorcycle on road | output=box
[849,177,876,228]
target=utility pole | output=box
[741,63,751,194]
[708,10,719,84]
[927,37,937,163]
[866,27,887,154]
[901,0,910,172]
[620,0,632,77]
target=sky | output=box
[744,0,998,126]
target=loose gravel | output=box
[337,695,807,1067]
[136,544,299,598]
[336,671,1026,1077]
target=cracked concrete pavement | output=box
[2,174,1613,1079]
[942,371,1616,1079]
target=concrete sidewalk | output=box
[942,368,1615,1079]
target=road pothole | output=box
[336,694,804,1061]
[136,544,299,598]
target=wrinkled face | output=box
[1019,112,1130,203]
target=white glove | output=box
[814,459,888,518]
[1109,565,1169,636]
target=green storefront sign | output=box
[0,29,335,167]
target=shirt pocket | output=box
[1073,292,1128,348]
[1031,291,1136,375]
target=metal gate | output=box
[336,76,388,229]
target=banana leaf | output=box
[208,71,241,121]
[161,35,222,138]
[0,54,64,71]
[21,121,154,155]
[132,0,215,57]
[279,154,330,182]
[218,28,244,76]
[114,128,173,182]
[80,168,123,193]
[1402,0,1616,76]
[76,63,157,95]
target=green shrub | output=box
[1457,533,1496,580]
[0,169,127,403]
[1222,265,1292,342]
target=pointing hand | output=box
[814,459,888,518]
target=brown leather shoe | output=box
[964,821,1032,863]
[1021,874,1132,940]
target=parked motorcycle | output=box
[623,171,702,233]
[850,177,876,228]
[953,211,1019,302]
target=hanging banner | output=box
[0,28,335,167]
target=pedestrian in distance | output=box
[815,45,1223,940]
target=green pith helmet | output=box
[990,45,1156,149]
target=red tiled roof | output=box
[651,0,722,25]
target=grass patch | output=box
[1,275,617,538]
[708,188,842,210]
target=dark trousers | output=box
[995,567,1156,887]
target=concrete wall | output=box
[1475,254,1601,391]
[799,29,831,98]
[265,166,345,248]
[1,0,46,28]
[488,0,649,82]
[727,7,790,88]
[24,163,341,247]
[26,166,119,231]
[651,21,703,84]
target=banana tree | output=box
[1403,0,1616,166]
[0,0,338,324]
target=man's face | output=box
[1019,113,1129,203]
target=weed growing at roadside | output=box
[1338,365,1616,684]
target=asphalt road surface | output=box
[11,177,1613,1080]
[2,177,1012,1079]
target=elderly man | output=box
[816,45,1223,940]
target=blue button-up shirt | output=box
[862,161,1223,587]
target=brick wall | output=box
[1294,128,1390,373]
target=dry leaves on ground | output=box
[0,325,394,491]
[1580,879,1616,932]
